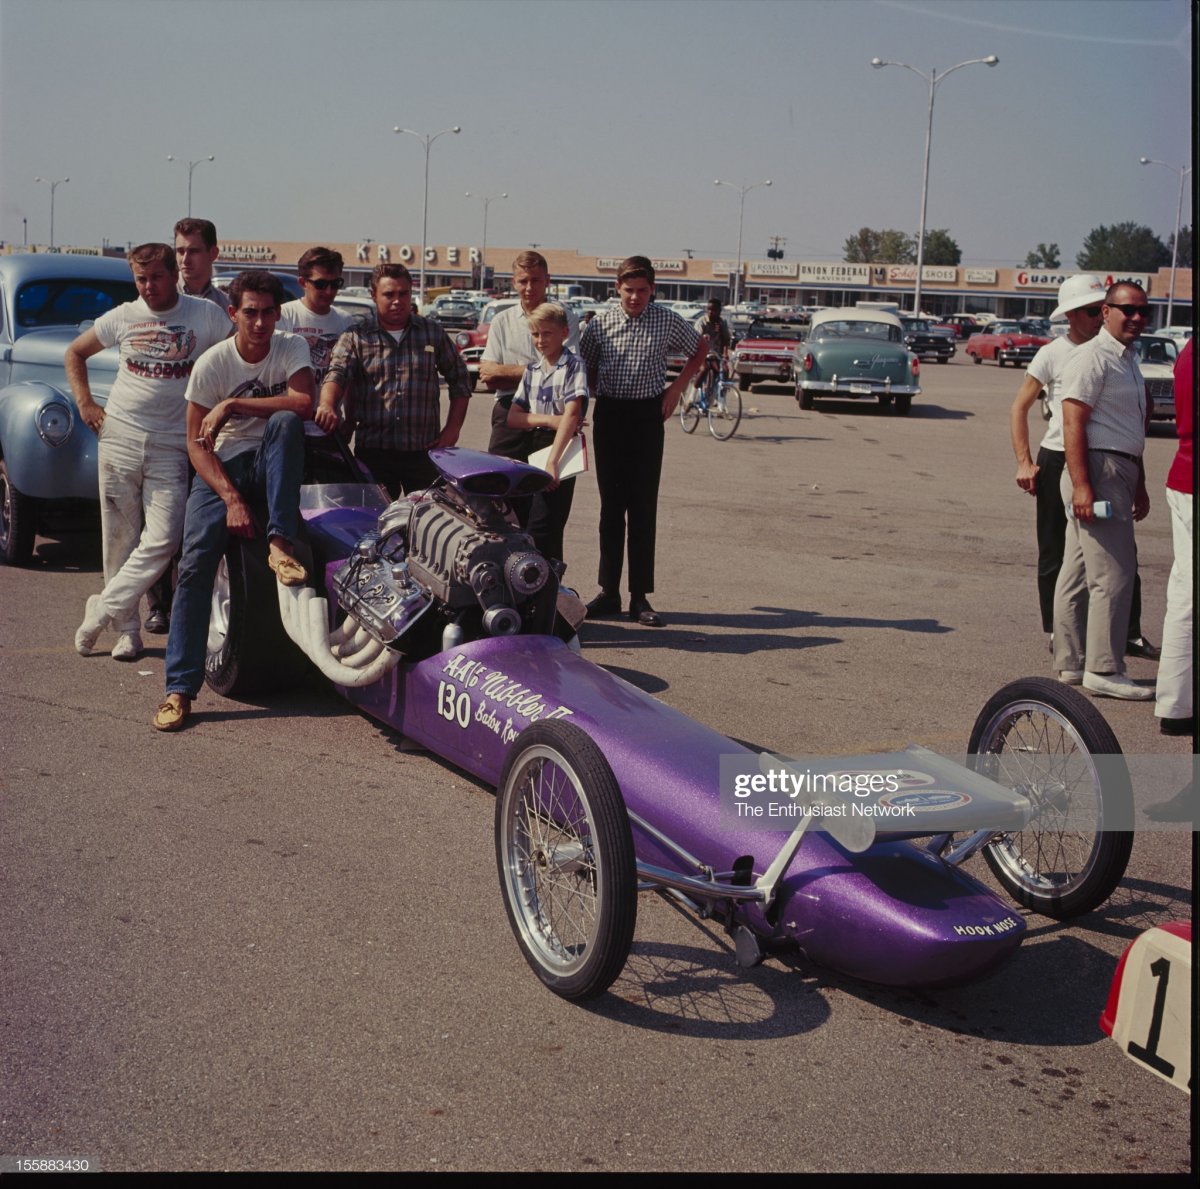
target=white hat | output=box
[1051,274,1106,320]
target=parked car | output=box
[1132,333,1180,420]
[794,307,920,415]
[0,253,138,563]
[1157,325,1193,345]
[943,315,979,338]
[730,317,807,391]
[964,320,1051,367]
[425,295,482,331]
[213,268,304,302]
[455,298,518,390]
[898,316,956,364]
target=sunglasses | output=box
[1078,305,1104,317]
[1105,303,1151,318]
[304,277,344,291]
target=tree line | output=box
[842,223,1192,272]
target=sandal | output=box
[153,694,191,732]
[268,552,307,586]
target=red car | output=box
[454,299,518,391]
[731,317,807,391]
[965,320,1051,368]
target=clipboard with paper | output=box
[528,432,588,478]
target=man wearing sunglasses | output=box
[1052,282,1155,700]
[279,246,354,398]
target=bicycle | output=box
[679,354,742,440]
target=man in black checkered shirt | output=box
[580,256,707,626]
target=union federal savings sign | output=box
[1016,270,1151,289]
[797,262,871,283]
[596,257,685,273]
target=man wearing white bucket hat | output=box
[1010,274,1157,665]
[1052,281,1155,700]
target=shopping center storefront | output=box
[28,237,1190,326]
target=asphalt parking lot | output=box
[0,352,1192,1173]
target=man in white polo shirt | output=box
[1052,282,1153,700]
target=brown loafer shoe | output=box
[152,693,191,732]
[268,552,307,586]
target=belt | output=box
[1090,448,1141,463]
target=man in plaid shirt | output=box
[315,262,470,495]
[580,256,707,626]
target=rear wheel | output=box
[968,677,1132,918]
[708,383,742,440]
[798,388,814,410]
[0,458,36,566]
[738,375,752,392]
[893,394,912,416]
[971,352,982,365]
[204,538,310,698]
[495,721,637,1000]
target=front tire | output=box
[204,538,309,698]
[708,383,742,439]
[0,458,37,566]
[495,721,637,1000]
[968,677,1132,918]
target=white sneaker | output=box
[1058,670,1084,685]
[111,632,142,662]
[1082,672,1153,700]
[74,594,109,656]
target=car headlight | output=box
[456,331,471,348]
[36,399,74,447]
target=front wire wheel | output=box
[495,722,637,999]
[679,386,701,434]
[708,382,742,440]
[968,677,1132,918]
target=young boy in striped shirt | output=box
[506,302,588,564]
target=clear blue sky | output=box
[0,0,1191,267]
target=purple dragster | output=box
[206,445,1132,1001]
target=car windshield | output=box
[16,277,138,330]
[1133,337,1178,364]
[990,322,1025,334]
[482,303,516,326]
[812,319,900,342]
[745,320,803,339]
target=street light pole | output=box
[394,125,461,303]
[713,178,771,307]
[464,191,507,288]
[1139,156,1191,325]
[33,176,69,249]
[167,155,215,217]
[870,54,998,315]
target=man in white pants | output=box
[66,242,230,660]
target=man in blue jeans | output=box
[153,271,314,732]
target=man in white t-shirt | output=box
[66,242,231,661]
[152,272,314,732]
[279,246,355,399]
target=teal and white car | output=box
[795,307,921,415]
